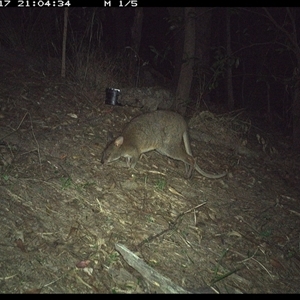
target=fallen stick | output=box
[115,243,189,294]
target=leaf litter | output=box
[0,67,299,293]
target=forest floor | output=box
[0,64,300,294]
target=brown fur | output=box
[101,111,226,179]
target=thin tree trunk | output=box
[194,7,211,110]
[172,7,196,115]
[293,54,300,149]
[129,7,143,86]
[167,7,184,92]
[226,8,234,110]
[262,7,300,148]
[61,7,68,78]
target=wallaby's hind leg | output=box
[183,154,195,178]
[158,144,195,178]
[181,131,196,177]
[182,131,227,179]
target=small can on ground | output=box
[105,88,121,106]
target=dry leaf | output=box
[66,226,78,240]
[269,258,285,270]
[168,186,183,197]
[83,267,93,276]
[23,288,42,294]
[76,260,91,268]
[67,113,78,119]
[15,239,26,252]
[227,230,242,238]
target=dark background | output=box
[0,7,298,135]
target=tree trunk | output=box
[129,7,143,86]
[61,7,68,78]
[193,7,212,110]
[111,8,131,52]
[262,7,300,148]
[226,8,234,110]
[172,7,196,115]
[167,7,184,92]
[293,54,300,149]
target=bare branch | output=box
[286,7,298,45]
[262,7,300,53]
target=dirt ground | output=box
[0,65,300,294]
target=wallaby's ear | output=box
[114,136,124,147]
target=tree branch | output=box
[262,7,300,53]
